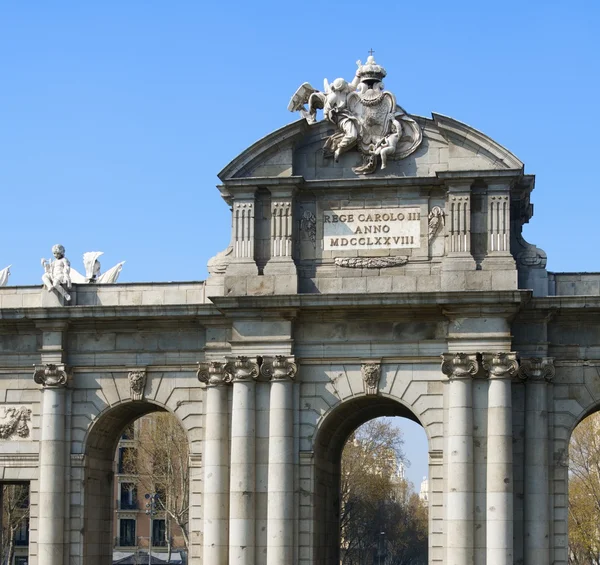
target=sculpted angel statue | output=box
[0,265,10,287]
[288,54,423,174]
[41,244,72,301]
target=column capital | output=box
[482,352,518,379]
[33,363,68,388]
[225,355,260,382]
[196,360,231,387]
[260,355,297,381]
[518,357,555,383]
[441,353,478,379]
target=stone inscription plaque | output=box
[323,207,421,250]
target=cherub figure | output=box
[41,244,72,301]
[372,118,403,169]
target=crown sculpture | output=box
[288,54,422,174]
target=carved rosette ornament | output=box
[260,356,298,381]
[33,363,68,387]
[0,406,32,440]
[196,361,231,387]
[518,357,555,383]
[362,362,381,395]
[482,352,519,379]
[128,369,147,401]
[225,356,260,382]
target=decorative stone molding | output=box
[514,231,547,269]
[300,210,316,246]
[225,356,260,382]
[128,369,147,401]
[482,352,519,379]
[196,361,231,386]
[518,357,555,382]
[33,363,68,388]
[260,356,297,381]
[207,246,233,276]
[361,362,381,395]
[428,206,445,240]
[0,406,32,440]
[334,256,408,269]
[440,353,478,379]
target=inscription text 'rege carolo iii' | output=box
[323,207,421,250]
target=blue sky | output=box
[1,1,598,485]
[1,0,598,285]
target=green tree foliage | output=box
[569,412,600,565]
[340,418,428,565]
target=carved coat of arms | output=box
[288,54,422,174]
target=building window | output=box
[152,518,167,547]
[119,483,138,510]
[13,518,29,546]
[15,557,28,565]
[117,447,137,474]
[119,518,136,547]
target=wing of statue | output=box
[97,261,125,284]
[69,268,86,284]
[0,266,11,287]
[287,82,318,112]
[83,251,103,280]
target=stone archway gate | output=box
[2,59,600,565]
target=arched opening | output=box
[313,396,430,565]
[82,402,189,564]
[568,409,600,564]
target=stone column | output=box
[482,352,518,565]
[441,353,478,565]
[519,357,554,565]
[261,356,297,565]
[197,361,231,565]
[226,356,259,565]
[33,363,68,565]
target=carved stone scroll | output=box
[441,353,478,379]
[128,369,147,401]
[197,361,231,386]
[0,406,32,440]
[225,356,260,382]
[482,352,519,379]
[518,357,555,382]
[260,356,298,381]
[334,256,408,269]
[33,364,68,388]
[362,362,381,395]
